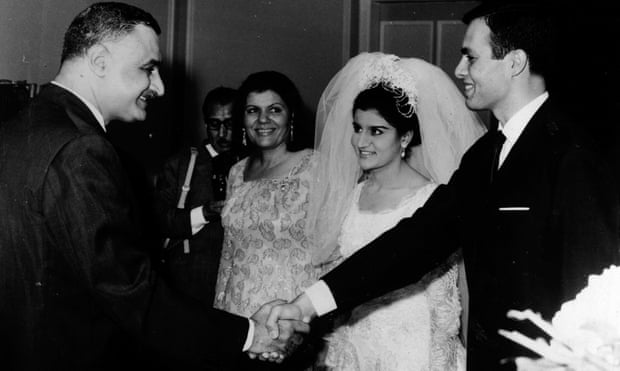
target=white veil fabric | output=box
[308,52,486,265]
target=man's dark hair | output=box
[61,2,160,63]
[463,2,557,79]
[202,86,237,119]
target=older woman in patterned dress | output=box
[213,71,320,352]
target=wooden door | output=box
[359,0,477,81]
[354,0,491,127]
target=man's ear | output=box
[87,44,108,77]
[510,49,528,77]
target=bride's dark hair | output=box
[353,85,421,147]
[309,54,485,265]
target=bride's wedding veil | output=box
[308,52,485,265]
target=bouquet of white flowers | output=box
[499,265,620,371]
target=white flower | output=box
[499,265,620,371]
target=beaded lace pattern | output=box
[322,182,465,371]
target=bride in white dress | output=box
[307,52,485,370]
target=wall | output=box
[0,0,67,84]
[180,0,347,147]
[0,0,349,173]
[0,0,172,84]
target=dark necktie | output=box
[490,130,506,183]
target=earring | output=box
[400,141,408,158]
[290,124,294,143]
[242,128,247,146]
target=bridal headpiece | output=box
[361,54,419,118]
[309,52,485,266]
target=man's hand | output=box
[247,300,310,362]
[265,293,317,339]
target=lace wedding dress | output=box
[323,181,465,371]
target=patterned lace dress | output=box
[213,149,321,317]
[323,181,465,371]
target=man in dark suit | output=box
[266,3,620,370]
[155,86,240,306]
[0,3,305,370]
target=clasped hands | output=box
[247,294,316,362]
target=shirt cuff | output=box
[304,280,337,316]
[190,206,208,235]
[242,318,255,352]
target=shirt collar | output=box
[205,143,219,157]
[500,92,549,142]
[51,81,106,132]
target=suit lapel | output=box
[39,84,106,137]
[494,100,552,185]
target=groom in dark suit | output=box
[0,2,305,370]
[267,3,620,370]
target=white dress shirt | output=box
[189,144,219,234]
[498,92,549,168]
[305,92,550,317]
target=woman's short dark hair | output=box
[353,85,421,149]
[233,70,308,152]
[61,2,161,63]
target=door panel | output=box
[363,1,477,83]
[380,21,434,62]
[358,0,491,127]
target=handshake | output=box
[246,293,317,362]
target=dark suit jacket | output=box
[322,99,620,370]
[154,144,236,306]
[0,84,248,370]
